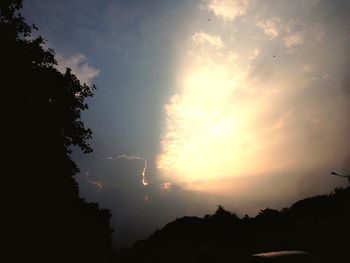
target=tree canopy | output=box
[2,1,113,262]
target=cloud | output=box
[280,20,324,54]
[203,0,250,22]
[157,0,350,198]
[56,53,100,85]
[227,51,240,62]
[283,32,304,53]
[194,32,224,48]
[257,17,281,39]
[117,155,149,186]
[160,182,172,190]
[102,156,114,160]
[311,23,325,43]
[85,171,103,190]
[86,177,103,189]
[248,48,261,60]
[302,64,315,73]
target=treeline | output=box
[117,187,350,263]
[1,1,113,262]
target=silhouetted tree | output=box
[2,1,113,262]
[256,208,280,220]
[117,187,349,263]
[214,205,230,217]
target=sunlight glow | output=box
[156,1,348,195]
[156,32,264,191]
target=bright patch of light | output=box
[156,32,264,191]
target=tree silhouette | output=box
[117,187,349,263]
[2,1,113,262]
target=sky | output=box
[22,0,350,249]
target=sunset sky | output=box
[22,0,350,248]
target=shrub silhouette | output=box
[2,1,113,262]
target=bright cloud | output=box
[158,27,258,190]
[257,17,281,39]
[227,51,239,61]
[283,32,304,53]
[248,48,260,60]
[56,53,100,85]
[156,0,348,197]
[193,32,224,48]
[203,0,250,22]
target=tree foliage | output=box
[2,1,113,262]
